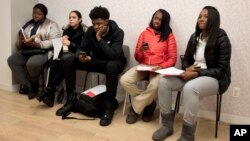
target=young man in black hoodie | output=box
[56,6,126,126]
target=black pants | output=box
[64,55,125,110]
[47,53,75,92]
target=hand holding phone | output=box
[186,64,201,72]
[80,51,87,57]
[79,51,91,63]
[141,42,149,51]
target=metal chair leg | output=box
[174,91,181,116]
[41,66,45,90]
[215,93,222,138]
[83,72,90,91]
[122,93,129,116]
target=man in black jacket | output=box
[56,6,126,126]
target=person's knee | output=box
[62,53,76,61]
[182,83,199,103]
[26,60,43,71]
[64,55,76,67]
[119,74,129,87]
[7,52,25,68]
[7,54,21,67]
[105,61,123,75]
[147,81,158,91]
[119,75,125,85]
[158,77,172,90]
[7,56,14,67]
[183,82,195,93]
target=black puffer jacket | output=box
[62,24,88,53]
[182,28,231,94]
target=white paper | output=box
[52,38,62,60]
[18,22,40,42]
[136,64,153,71]
[81,85,106,96]
[18,23,27,41]
[155,67,184,76]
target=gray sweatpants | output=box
[158,76,219,125]
[7,50,48,86]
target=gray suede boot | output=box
[177,121,197,141]
[152,110,174,141]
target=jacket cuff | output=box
[69,42,76,48]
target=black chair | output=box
[215,93,222,138]
[174,91,222,138]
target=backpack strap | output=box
[61,112,96,120]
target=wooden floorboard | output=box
[0,90,229,141]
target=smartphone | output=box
[193,66,201,69]
[80,51,87,57]
[142,42,148,46]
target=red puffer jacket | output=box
[134,27,177,68]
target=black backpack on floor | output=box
[74,92,105,117]
[62,92,106,120]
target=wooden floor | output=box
[0,90,229,141]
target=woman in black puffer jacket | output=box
[152,6,231,141]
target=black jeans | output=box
[64,55,125,110]
[47,53,75,91]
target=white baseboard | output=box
[177,106,250,124]
[0,83,18,92]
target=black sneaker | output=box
[19,84,27,94]
[37,89,48,102]
[57,88,65,104]
[25,85,38,99]
[99,109,114,126]
[28,93,38,100]
[99,100,119,126]
[142,100,157,122]
[42,95,55,107]
[56,102,74,116]
[36,87,53,102]
[126,106,139,124]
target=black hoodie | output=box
[79,20,126,64]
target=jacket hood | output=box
[62,23,88,32]
[108,20,120,34]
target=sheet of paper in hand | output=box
[155,67,184,76]
[136,64,154,71]
[52,38,63,60]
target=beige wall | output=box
[1,0,248,123]
[0,0,37,91]
[38,0,250,123]
[0,0,12,90]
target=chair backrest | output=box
[180,55,184,69]
[122,45,130,71]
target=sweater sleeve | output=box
[40,22,61,49]
[182,34,195,69]
[134,32,144,63]
[198,32,232,79]
[159,33,177,68]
